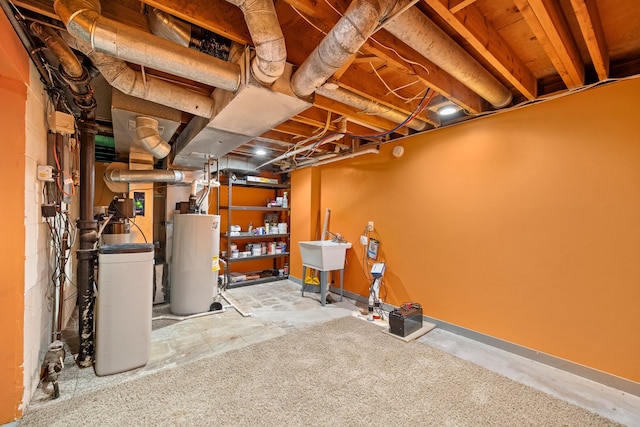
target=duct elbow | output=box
[226,0,287,85]
[54,0,101,44]
[135,117,171,159]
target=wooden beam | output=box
[569,0,609,80]
[13,0,149,30]
[449,0,478,15]
[424,0,538,100]
[513,0,585,88]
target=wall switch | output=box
[368,221,374,232]
[360,235,368,245]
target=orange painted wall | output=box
[0,9,29,423]
[291,78,640,383]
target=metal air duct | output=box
[383,7,513,108]
[53,0,241,91]
[225,0,287,85]
[105,169,186,183]
[62,33,214,118]
[316,84,429,131]
[171,48,311,169]
[135,116,170,159]
[147,8,191,47]
[291,0,407,97]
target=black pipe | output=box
[76,114,97,367]
[29,20,99,366]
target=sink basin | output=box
[299,240,352,271]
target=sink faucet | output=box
[325,231,346,243]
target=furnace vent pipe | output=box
[383,8,512,108]
[316,84,429,131]
[135,117,171,159]
[291,0,407,97]
[147,8,192,47]
[105,169,186,183]
[225,0,287,85]
[53,0,241,91]
[62,33,215,118]
[30,22,83,78]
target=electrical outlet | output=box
[368,221,374,232]
[360,235,368,245]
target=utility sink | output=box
[299,240,352,271]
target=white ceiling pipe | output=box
[316,85,429,131]
[53,0,241,92]
[105,169,186,183]
[225,0,287,85]
[62,34,215,118]
[383,8,512,108]
[135,117,171,159]
[293,147,380,170]
[291,0,408,97]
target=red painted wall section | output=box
[291,77,640,383]
[0,9,29,424]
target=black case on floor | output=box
[389,303,423,337]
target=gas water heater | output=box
[170,214,220,315]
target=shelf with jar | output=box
[217,173,290,288]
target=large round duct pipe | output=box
[383,8,512,108]
[147,8,192,47]
[291,0,405,98]
[225,0,287,85]
[61,34,215,118]
[135,116,171,159]
[105,169,186,183]
[53,0,241,92]
[316,84,429,131]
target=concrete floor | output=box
[22,279,640,426]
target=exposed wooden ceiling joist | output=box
[513,0,585,89]
[423,0,538,100]
[569,0,609,80]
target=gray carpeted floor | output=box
[20,316,620,426]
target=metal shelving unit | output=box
[219,174,290,288]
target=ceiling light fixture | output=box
[437,105,459,116]
[255,148,267,156]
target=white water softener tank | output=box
[95,243,154,376]
[171,214,220,315]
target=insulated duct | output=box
[135,116,171,159]
[291,0,407,97]
[53,0,241,91]
[316,84,429,131]
[62,33,214,118]
[105,169,186,183]
[225,0,287,85]
[382,8,512,108]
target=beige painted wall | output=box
[291,77,640,383]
